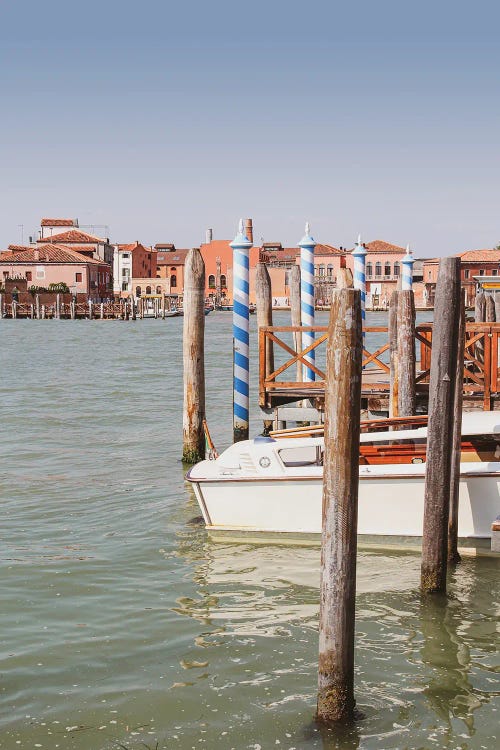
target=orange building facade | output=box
[423,249,500,307]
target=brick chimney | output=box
[244,218,253,244]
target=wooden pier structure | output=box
[259,322,500,412]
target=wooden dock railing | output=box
[259,323,500,410]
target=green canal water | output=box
[0,312,498,750]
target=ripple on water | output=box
[0,316,498,750]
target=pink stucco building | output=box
[0,244,111,300]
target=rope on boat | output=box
[203,419,219,460]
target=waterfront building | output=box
[263,239,423,308]
[113,242,156,296]
[38,228,115,267]
[0,244,111,299]
[131,277,171,299]
[155,245,189,297]
[423,249,500,307]
[199,238,264,304]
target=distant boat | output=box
[165,307,211,318]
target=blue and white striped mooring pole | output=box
[352,234,367,332]
[299,222,317,382]
[401,244,414,291]
[231,219,252,443]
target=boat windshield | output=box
[279,445,323,467]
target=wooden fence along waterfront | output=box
[0,296,178,320]
[259,321,500,411]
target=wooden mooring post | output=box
[70,299,76,320]
[475,292,485,364]
[182,248,206,463]
[397,290,416,417]
[317,288,362,724]
[388,291,398,418]
[388,290,415,419]
[0,293,3,318]
[485,294,496,322]
[35,294,40,320]
[421,257,461,594]
[256,263,274,380]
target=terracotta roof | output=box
[8,244,34,252]
[363,240,406,254]
[41,218,76,227]
[200,239,232,251]
[315,244,342,256]
[65,245,96,254]
[156,249,189,265]
[38,229,104,244]
[0,243,103,265]
[117,242,152,253]
[260,243,342,259]
[266,252,299,265]
[154,243,176,251]
[458,249,500,262]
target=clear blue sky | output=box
[1,0,498,256]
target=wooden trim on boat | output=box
[270,414,429,438]
[186,469,500,484]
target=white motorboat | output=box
[186,412,500,540]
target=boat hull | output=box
[190,473,497,538]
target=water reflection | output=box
[172,539,320,636]
[419,594,481,740]
[170,511,500,749]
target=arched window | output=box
[366,262,373,278]
[146,285,152,294]
[171,274,177,288]
[384,262,391,277]
[220,274,227,288]
[208,274,216,289]
[375,262,382,278]
[318,264,325,276]
[327,264,333,277]
[136,286,142,297]
[393,261,400,278]
[156,285,162,294]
